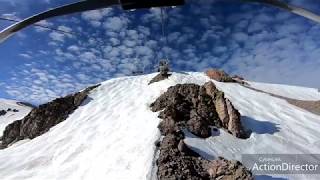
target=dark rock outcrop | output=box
[148,73,171,85]
[0,110,6,116]
[151,83,219,138]
[232,75,248,85]
[157,131,211,180]
[0,108,19,117]
[151,82,246,138]
[16,101,36,108]
[157,133,253,180]
[207,157,253,180]
[0,84,100,149]
[151,82,252,180]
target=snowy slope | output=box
[0,72,319,180]
[0,99,33,137]
[248,82,320,101]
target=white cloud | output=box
[35,20,54,32]
[49,32,65,42]
[58,25,72,33]
[232,32,249,43]
[67,45,80,52]
[81,8,113,21]
[79,52,97,62]
[19,53,32,59]
[103,16,129,32]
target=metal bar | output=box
[244,0,320,24]
[0,0,119,43]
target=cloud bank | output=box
[0,0,320,104]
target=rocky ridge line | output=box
[0,84,100,149]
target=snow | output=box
[248,82,320,101]
[0,72,320,180]
[0,99,32,137]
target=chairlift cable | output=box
[0,17,75,36]
[160,7,169,62]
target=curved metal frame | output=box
[0,0,319,44]
[0,0,119,43]
[244,0,320,23]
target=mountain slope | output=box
[0,99,33,137]
[0,72,319,180]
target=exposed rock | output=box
[16,101,36,108]
[214,93,229,127]
[0,84,100,149]
[151,82,252,180]
[232,75,249,85]
[203,82,246,138]
[151,83,219,138]
[214,92,246,138]
[151,82,246,138]
[206,69,235,82]
[157,132,210,180]
[225,99,246,138]
[243,84,320,116]
[0,120,22,147]
[187,109,212,138]
[207,157,253,180]
[148,73,171,85]
[0,110,6,116]
[232,75,244,81]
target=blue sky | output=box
[0,0,320,104]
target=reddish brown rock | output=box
[206,69,235,82]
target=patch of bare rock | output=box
[0,110,6,116]
[149,73,172,85]
[207,157,253,180]
[287,99,320,116]
[206,69,247,85]
[244,85,320,116]
[0,108,19,116]
[0,84,100,149]
[150,82,252,179]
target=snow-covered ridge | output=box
[0,99,33,137]
[0,72,319,180]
